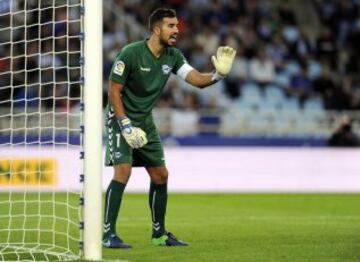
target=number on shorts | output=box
[116,133,121,147]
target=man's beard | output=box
[159,37,171,47]
[159,34,177,47]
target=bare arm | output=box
[108,80,126,119]
[185,69,218,89]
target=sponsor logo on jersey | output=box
[162,64,172,75]
[140,66,151,72]
[113,61,125,76]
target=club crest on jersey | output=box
[114,152,122,159]
[113,61,125,76]
[162,64,172,75]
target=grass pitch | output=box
[1,193,360,261]
[106,193,360,262]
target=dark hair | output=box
[148,8,176,31]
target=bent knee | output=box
[149,167,168,184]
[113,164,132,184]
[159,169,169,183]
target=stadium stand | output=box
[2,0,360,146]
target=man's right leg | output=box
[103,164,132,248]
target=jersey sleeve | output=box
[171,48,187,74]
[109,48,133,85]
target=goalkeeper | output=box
[103,7,236,248]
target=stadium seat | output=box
[170,110,198,136]
[307,60,322,80]
[263,85,286,107]
[241,82,262,97]
[281,96,300,110]
[303,97,326,125]
[247,113,270,134]
[220,107,248,135]
[282,26,300,43]
[285,60,301,76]
[235,83,262,109]
[275,72,291,87]
[303,97,324,111]
[275,109,300,135]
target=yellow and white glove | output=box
[118,117,148,149]
[211,46,236,81]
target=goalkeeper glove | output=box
[211,46,236,81]
[118,116,148,149]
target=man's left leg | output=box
[147,166,188,246]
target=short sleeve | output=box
[109,48,133,85]
[171,48,187,74]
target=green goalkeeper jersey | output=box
[108,40,186,125]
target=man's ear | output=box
[153,24,161,36]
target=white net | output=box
[0,0,83,260]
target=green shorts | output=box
[104,114,165,167]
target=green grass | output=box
[1,193,360,261]
[0,193,80,261]
[105,193,360,262]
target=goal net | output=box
[0,0,84,260]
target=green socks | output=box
[149,182,167,238]
[103,180,126,238]
[103,180,167,239]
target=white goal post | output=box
[0,0,103,260]
[83,0,103,260]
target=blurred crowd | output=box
[0,0,81,110]
[1,0,360,114]
[103,0,360,111]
